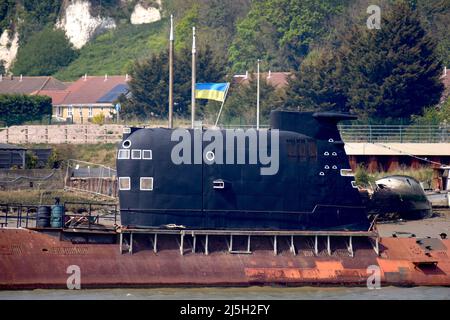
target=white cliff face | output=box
[130,2,162,25]
[56,0,116,49]
[0,30,19,71]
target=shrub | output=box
[0,94,52,126]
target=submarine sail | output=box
[117,111,369,231]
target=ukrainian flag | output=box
[195,83,230,102]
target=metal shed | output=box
[0,144,26,169]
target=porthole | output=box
[143,150,152,160]
[328,139,334,143]
[332,152,337,156]
[119,177,131,191]
[324,165,330,170]
[122,140,131,149]
[332,165,338,170]
[319,172,325,176]
[118,149,130,160]
[140,177,154,191]
[131,149,142,160]
[324,152,330,156]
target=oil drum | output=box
[50,205,65,228]
[36,206,51,228]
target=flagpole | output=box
[168,14,174,129]
[257,59,260,130]
[214,84,230,128]
[191,26,196,129]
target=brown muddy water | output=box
[0,286,449,300]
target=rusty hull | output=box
[0,228,449,289]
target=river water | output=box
[0,286,449,300]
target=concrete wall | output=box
[0,125,123,144]
[345,143,450,156]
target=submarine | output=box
[116,110,370,231]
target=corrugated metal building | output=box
[0,143,25,169]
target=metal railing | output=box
[339,125,450,143]
[0,202,118,231]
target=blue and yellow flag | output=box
[195,83,230,102]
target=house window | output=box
[88,106,93,118]
[143,150,152,160]
[119,177,131,191]
[118,149,130,159]
[79,106,83,116]
[131,150,142,159]
[68,106,73,117]
[140,177,153,191]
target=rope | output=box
[369,142,444,166]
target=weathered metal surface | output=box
[0,228,448,289]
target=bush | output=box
[92,113,105,125]
[0,94,52,126]
[25,151,38,169]
[354,166,375,188]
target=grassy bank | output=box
[0,190,117,206]
[54,21,168,81]
[25,143,117,168]
[355,166,434,188]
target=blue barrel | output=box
[37,206,51,228]
[50,205,65,228]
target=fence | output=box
[0,169,64,191]
[2,124,450,145]
[0,201,118,230]
[339,125,450,143]
[65,159,118,199]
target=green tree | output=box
[416,0,450,66]
[124,45,226,120]
[219,74,282,125]
[228,0,348,72]
[0,0,15,34]
[12,26,78,76]
[0,94,52,126]
[284,1,444,120]
[412,97,450,125]
[344,1,444,119]
[0,60,5,75]
[283,49,348,112]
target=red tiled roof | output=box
[58,76,130,105]
[31,90,71,105]
[0,76,67,94]
[233,72,291,89]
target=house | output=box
[0,75,67,94]
[53,75,130,123]
[233,71,291,89]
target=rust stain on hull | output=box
[0,229,449,289]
